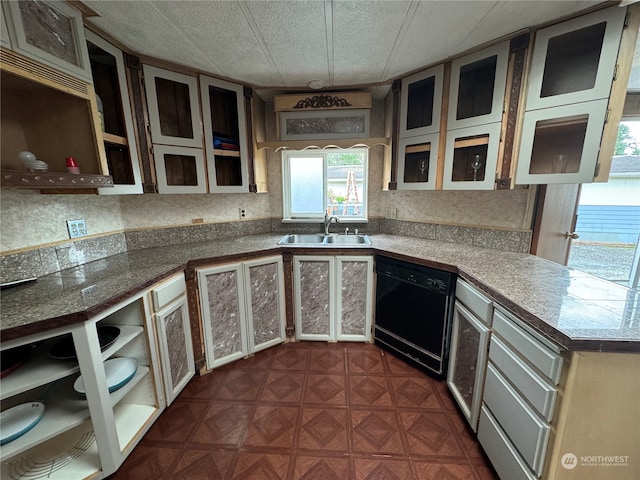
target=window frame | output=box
[281,148,369,222]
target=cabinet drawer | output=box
[489,336,557,421]
[478,405,537,480]
[493,308,563,383]
[152,274,186,311]
[455,279,493,324]
[484,363,550,476]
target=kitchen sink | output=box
[277,233,371,246]
[324,234,370,245]
[278,234,326,244]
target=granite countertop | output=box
[1,233,638,352]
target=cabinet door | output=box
[3,0,92,81]
[294,256,333,341]
[396,134,439,190]
[442,122,502,190]
[526,6,626,110]
[86,31,143,195]
[243,256,286,353]
[198,263,249,369]
[448,41,509,130]
[515,99,608,185]
[143,65,203,148]
[447,302,490,432]
[399,64,444,138]
[1,4,11,48]
[155,296,195,406]
[336,256,373,342]
[200,75,249,193]
[153,144,207,194]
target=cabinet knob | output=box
[564,231,580,240]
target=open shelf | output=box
[0,422,100,480]
[1,339,79,400]
[213,148,239,157]
[115,402,158,452]
[102,133,128,146]
[1,171,114,189]
[100,325,143,361]
[0,366,150,461]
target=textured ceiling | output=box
[85,0,608,95]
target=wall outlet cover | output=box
[67,219,87,239]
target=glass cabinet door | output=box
[86,31,143,195]
[4,0,92,81]
[153,145,207,194]
[515,99,608,185]
[525,6,626,110]
[199,75,249,193]
[399,64,444,138]
[396,134,439,190]
[443,122,502,190]
[448,42,509,130]
[143,65,202,148]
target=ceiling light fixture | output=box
[308,80,324,89]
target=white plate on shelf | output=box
[0,402,45,445]
[73,357,138,395]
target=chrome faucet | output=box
[324,213,340,235]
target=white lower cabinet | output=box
[197,256,286,369]
[0,288,167,479]
[294,255,373,342]
[149,273,195,406]
[477,306,563,479]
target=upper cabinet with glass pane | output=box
[448,42,510,130]
[143,65,202,149]
[86,31,143,195]
[3,0,92,81]
[516,5,634,185]
[200,75,249,193]
[525,6,627,111]
[399,65,444,138]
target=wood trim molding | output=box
[125,53,157,193]
[388,80,401,190]
[274,91,372,112]
[498,33,530,189]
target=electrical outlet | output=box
[385,208,397,219]
[239,208,246,219]
[67,219,87,239]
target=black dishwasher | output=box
[374,255,455,378]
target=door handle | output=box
[564,231,580,240]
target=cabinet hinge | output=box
[624,12,630,29]
[613,64,619,82]
[604,109,611,124]
[594,162,601,178]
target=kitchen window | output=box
[282,149,368,221]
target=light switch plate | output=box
[67,219,87,238]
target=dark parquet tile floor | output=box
[109,342,498,480]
